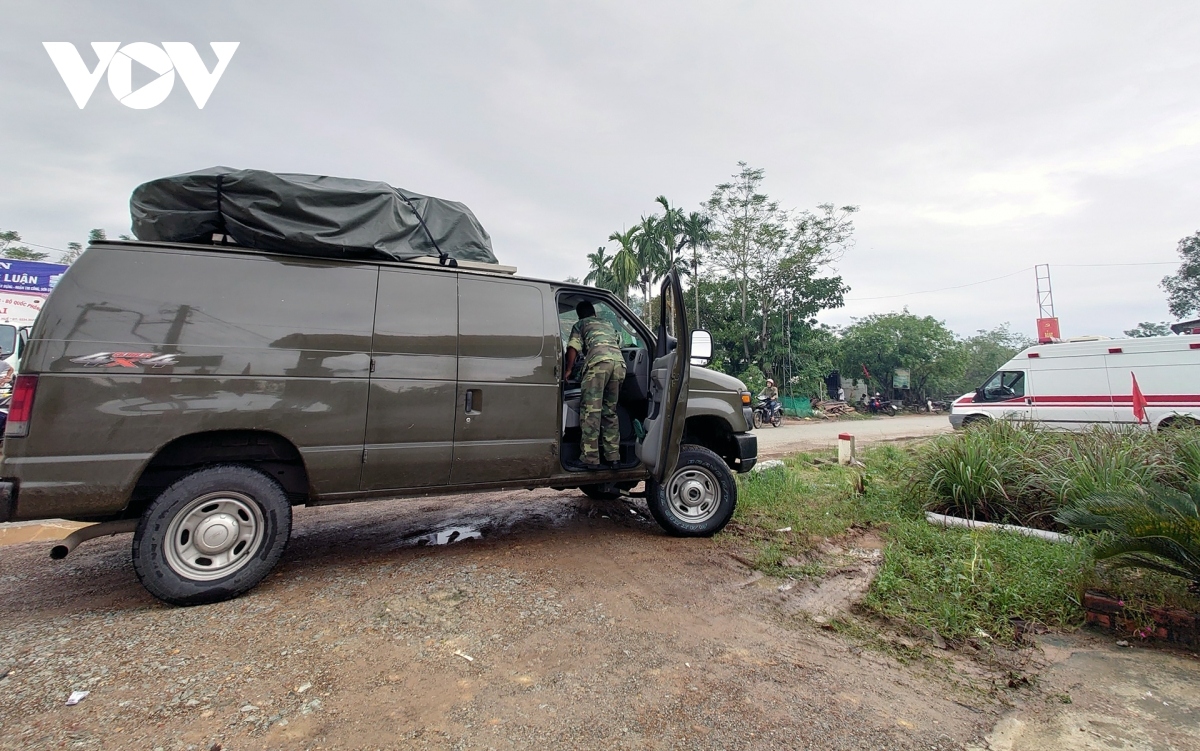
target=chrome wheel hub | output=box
[666,467,721,523]
[164,491,264,581]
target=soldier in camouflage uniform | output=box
[564,300,627,468]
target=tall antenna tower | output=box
[1034,264,1061,343]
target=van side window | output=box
[459,278,544,358]
[558,301,644,350]
[980,371,1025,401]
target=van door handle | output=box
[465,389,482,414]
[1025,397,1033,405]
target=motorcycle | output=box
[753,400,783,428]
[868,396,897,417]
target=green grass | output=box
[864,519,1091,642]
[725,435,1200,647]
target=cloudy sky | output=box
[2,1,1198,338]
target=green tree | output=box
[1124,321,1172,338]
[705,163,778,365]
[0,229,49,261]
[607,227,640,306]
[62,242,84,264]
[583,247,618,293]
[679,211,712,328]
[956,324,1033,393]
[631,214,669,319]
[840,311,964,402]
[1162,231,1200,318]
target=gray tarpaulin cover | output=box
[130,167,497,264]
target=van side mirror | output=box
[690,329,712,366]
[0,325,16,359]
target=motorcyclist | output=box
[869,392,882,414]
[758,379,779,418]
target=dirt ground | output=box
[0,487,995,750]
[1,487,1197,750]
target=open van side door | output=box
[635,270,690,482]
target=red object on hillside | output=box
[1131,373,1148,424]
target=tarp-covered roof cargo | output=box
[130,167,498,265]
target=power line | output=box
[844,259,1179,302]
[845,267,1032,301]
[1057,261,1177,267]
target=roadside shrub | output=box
[1030,427,1175,508]
[915,423,1200,529]
[1057,482,1200,592]
[914,421,1050,526]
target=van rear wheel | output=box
[132,464,292,606]
[646,445,737,537]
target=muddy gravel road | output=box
[0,487,1000,750]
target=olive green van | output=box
[0,241,756,604]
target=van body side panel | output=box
[452,278,558,484]
[4,247,376,519]
[1030,355,1115,428]
[1105,349,1200,426]
[362,269,458,490]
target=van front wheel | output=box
[132,465,292,606]
[646,445,737,537]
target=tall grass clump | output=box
[914,421,1050,526]
[1031,427,1177,508]
[914,422,1200,529]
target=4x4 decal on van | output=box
[70,352,178,368]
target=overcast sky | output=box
[2,1,1198,339]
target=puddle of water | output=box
[414,526,483,546]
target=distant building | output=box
[1170,319,1200,335]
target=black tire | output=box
[1158,416,1200,432]
[961,415,989,430]
[646,444,737,537]
[580,483,622,501]
[752,410,763,429]
[132,464,292,606]
[886,405,897,417]
[771,410,783,428]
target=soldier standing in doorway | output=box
[564,301,627,469]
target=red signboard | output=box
[1037,317,1060,343]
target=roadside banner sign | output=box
[0,260,68,295]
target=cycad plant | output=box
[1057,483,1200,593]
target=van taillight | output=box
[5,374,38,438]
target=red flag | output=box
[1131,373,1148,424]
[861,364,871,380]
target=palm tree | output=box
[607,228,640,305]
[679,211,712,328]
[654,196,689,277]
[632,214,669,320]
[583,246,616,292]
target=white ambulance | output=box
[950,334,1200,431]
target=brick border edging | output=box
[1084,590,1199,646]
